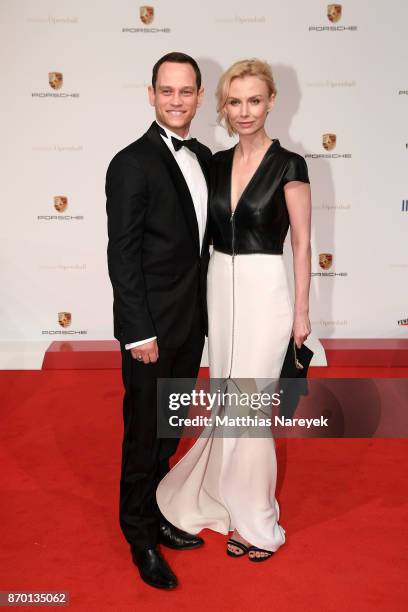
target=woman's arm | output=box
[284,181,312,348]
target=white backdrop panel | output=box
[1,0,407,341]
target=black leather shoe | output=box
[131,546,178,590]
[159,522,204,550]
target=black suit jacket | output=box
[106,121,211,348]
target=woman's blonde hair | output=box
[216,59,277,136]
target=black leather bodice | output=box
[210,140,309,255]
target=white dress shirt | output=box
[125,121,208,351]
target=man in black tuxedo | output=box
[106,52,211,590]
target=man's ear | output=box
[148,85,155,107]
[197,87,204,108]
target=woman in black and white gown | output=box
[157,59,312,561]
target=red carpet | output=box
[1,369,407,611]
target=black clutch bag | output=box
[278,337,314,418]
[280,336,314,379]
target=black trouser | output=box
[119,303,205,551]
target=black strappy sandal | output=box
[226,538,249,558]
[248,546,274,562]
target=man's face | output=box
[148,61,203,137]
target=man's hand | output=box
[131,339,159,364]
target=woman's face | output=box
[225,75,274,137]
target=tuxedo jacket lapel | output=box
[146,122,200,255]
[195,152,210,257]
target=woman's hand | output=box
[292,312,311,348]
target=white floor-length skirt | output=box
[156,250,293,551]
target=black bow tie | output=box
[155,122,199,155]
[171,136,199,155]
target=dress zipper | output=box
[228,211,236,379]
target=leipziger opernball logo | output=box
[327,4,342,23]
[48,72,63,90]
[54,196,68,212]
[319,253,333,270]
[140,6,154,24]
[58,312,72,328]
[322,133,336,151]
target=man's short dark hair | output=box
[152,52,202,90]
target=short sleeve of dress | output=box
[282,154,310,185]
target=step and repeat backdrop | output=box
[1,0,407,342]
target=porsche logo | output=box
[323,133,336,151]
[140,6,154,24]
[319,253,333,270]
[54,196,68,213]
[58,312,72,328]
[49,72,63,90]
[327,4,342,23]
